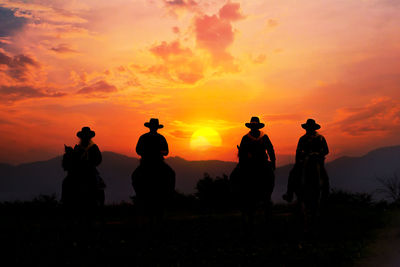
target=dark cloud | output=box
[162,0,199,15]
[50,43,77,54]
[0,117,15,125]
[0,7,27,37]
[164,0,197,8]
[0,85,66,102]
[0,51,40,81]
[77,80,117,94]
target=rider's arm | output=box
[321,136,329,157]
[160,135,169,156]
[295,137,304,163]
[89,145,102,166]
[238,136,248,161]
[136,136,144,157]
[264,135,276,169]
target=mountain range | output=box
[0,145,399,203]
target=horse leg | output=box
[241,203,254,235]
[264,199,273,225]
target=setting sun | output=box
[190,128,222,151]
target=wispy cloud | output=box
[331,98,400,136]
[0,6,27,37]
[77,80,117,95]
[50,43,78,54]
[0,50,40,81]
[138,40,204,84]
[0,85,66,102]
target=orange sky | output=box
[0,0,400,164]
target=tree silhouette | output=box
[195,173,234,211]
[376,173,400,204]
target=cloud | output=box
[252,54,266,64]
[172,26,180,34]
[164,0,197,7]
[150,40,192,60]
[168,129,192,139]
[162,0,198,13]
[194,2,244,64]
[77,80,117,94]
[218,2,245,21]
[0,51,40,81]
[331,98,400,136]
[142,40,204,84]
[1,1,87,24]
[50,43,77,54]
[0,85,66,102]
[266,19,278,28]
[194,14,233,60]
[0,7,27,37]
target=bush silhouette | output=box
[376,173,400,204]
[195,173,234,211]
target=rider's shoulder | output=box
[158,133,167,140]
[140,132,153,138]
[299,134,308,140]
[314,132,325,139]
[89,143,100,150]
[241,133,250,140]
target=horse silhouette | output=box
[230,145,275,230]
[132,161,175,219]
[131,118,176,224]
[293,152,328,232]
[61,144,104,212]
[284,119,330,233]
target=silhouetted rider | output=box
[74,127,102,172]
[132,118,175,222]
[62,126,103,208]
[232,116,276,229]
[283,119,329,202]
[239,117,276,169]
[136,118,169,163]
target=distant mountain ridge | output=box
[0,145,399,203]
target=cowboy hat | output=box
[245,116,265,129]
[77,126,95,138]
[144,118,164,129]
[301,118,321,130]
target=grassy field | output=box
[0,192,391,266]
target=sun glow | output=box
[190,127,222,150]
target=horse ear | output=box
[237,145,240,150]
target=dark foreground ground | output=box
[0,192,392,267]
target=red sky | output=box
[0,0,400,165]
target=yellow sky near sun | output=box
[0,0,400,164]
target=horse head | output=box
[62,145,74,171]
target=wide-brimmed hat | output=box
[301,119,321,130]
[144,118,164,129]
[77,126,95,139]
[245,116,265,129]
